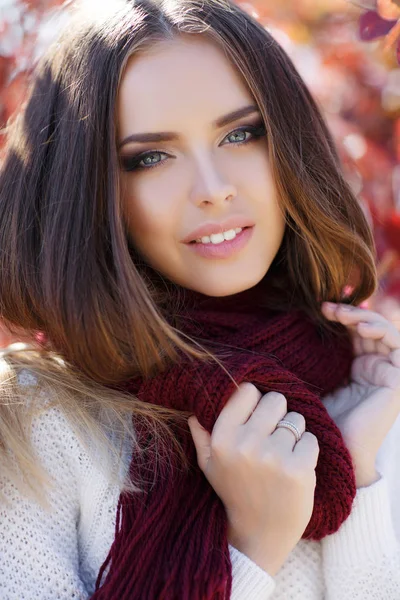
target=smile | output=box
[187,226,254,259]
[194,228,243,245]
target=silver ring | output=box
[275,419,302,443]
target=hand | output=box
[188,383,319,575]
[321,302,400,487]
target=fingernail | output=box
[322,302,336,309]
[339,304,352,311]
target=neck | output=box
[179,279,270,314]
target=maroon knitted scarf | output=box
[92,290,356,599]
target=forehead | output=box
[117,35,255,133]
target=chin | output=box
[188,272,267,298]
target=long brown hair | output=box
[0,0,377,501]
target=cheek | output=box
[245,155,280,213]
[247,158,285,243]
[237,143,274,194]
[122,176,177,241]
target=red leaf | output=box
[359,10,397,41]
[3,74,27,122]
[0,57,7,89]
[383,213,400,254]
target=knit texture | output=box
[1,369,400,599]
[92,294,357,600]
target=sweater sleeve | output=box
[321,409,400,599]
[0,405,90,600]
[322,475,400,598]
[229,545,276,599]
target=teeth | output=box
[195,227,244,245]
[195,228,243,245]
[210,233,225,244]
[223,229,236,241]
[197,235,210,243]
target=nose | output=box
[189,154,237,208]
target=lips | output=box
[182,216,254,244]
[187,225,254,259]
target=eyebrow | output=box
[118,104,260,149]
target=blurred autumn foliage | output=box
[0,0,400,345]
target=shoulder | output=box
[2,365,130,504]
[0,368,96,599]
[0,368,92,500]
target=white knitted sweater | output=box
[1,369,400,599]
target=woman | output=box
[0,0,399,598]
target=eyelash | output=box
[120,122,267,173]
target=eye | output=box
[119,121,267,173]
[120,150,169,172]
[222,123,266,146]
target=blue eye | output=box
[224,127,263,145]
[120,122,267,173]
[120,151,168,172]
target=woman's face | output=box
[117,34,286,297]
